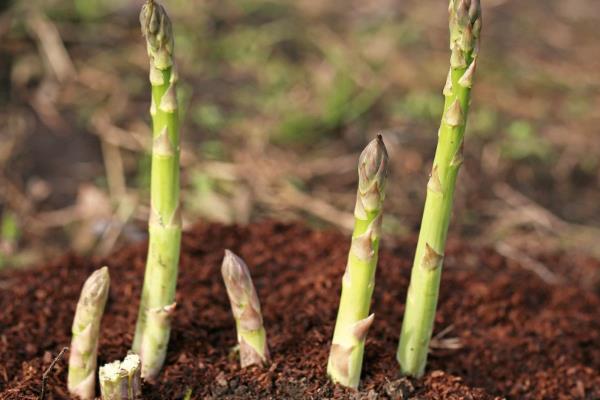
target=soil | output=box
[1,221,599,399]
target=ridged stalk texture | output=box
[397,0,481,378]
[132,0,182,379]
[221,250,270,367]
[68,267,110,400]
[99,353,142,400]
[327,135,389,389]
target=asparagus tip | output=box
[356,135,390,214]
[359,135,389,184]
[450,0,482,65]
[140,0,174,70]
[221,249,248,286]
[81,266,110,304]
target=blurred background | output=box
[0,0,598,272]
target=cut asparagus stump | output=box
[397,0,482,378]
[327,135,390,389]
[132,0,182,379]
[99,353,142,400]
[221,250,270,367]
[68,267,110,400]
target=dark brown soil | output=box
[1,221,599,399]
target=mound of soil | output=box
[1,221,599,399]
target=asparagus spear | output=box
[327,135,389,389]
[68,267,110,400]
[397,0,481,378]
[99,354,142,400]
[132,0,182,379]
[221,250,270,367]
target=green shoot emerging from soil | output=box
[132,0,182,379]
[68,266,110,400]
[327,135,389,389]
[397,0,482,377]
[221,250,270,367]
[99,354,142,400]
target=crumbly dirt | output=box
[1,221,599,399]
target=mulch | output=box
[1,221,599,399]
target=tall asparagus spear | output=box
[327,135,389,389]
[68,267,110,400]
[99,354,142,400]
[221,250,270,367]
[132,0,182,379]
[397,0,481,378]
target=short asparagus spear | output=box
[68,266,110,400]
[327,135,389,389]
[132,0,182,379]
[221,250,270,367]
[99,354,142,400]
[397,0,481,378]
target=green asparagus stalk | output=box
[68,267,110,400]
[327,135,389,389]
[99,354,142,400]
[397,0,481,378]
[132,0,182,379]
[221,250,270,367]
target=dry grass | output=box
[0,0,599,267]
